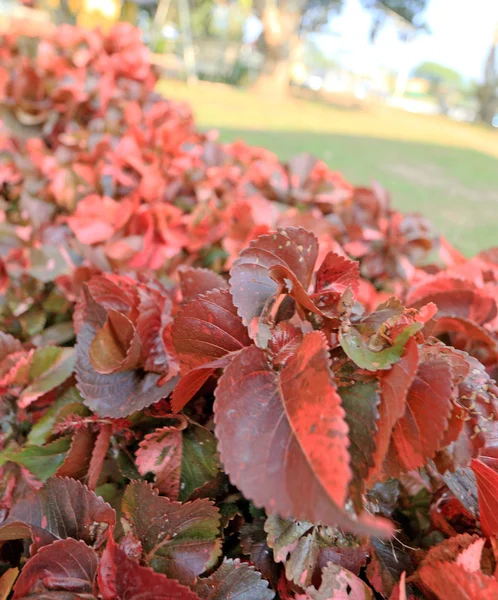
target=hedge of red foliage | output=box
[0,23,498,600]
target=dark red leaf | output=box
[409,281,497,325]
[12,539,98,599]
[338,379,380,503]
[193,559,274,600]
[179,267,228,303]
[230,228,318,345]
[366,537,413,598]
[171,289,251,412]
[136,282,176,375]
[76,276,178,417]
[368,338,419,484]
[98,536,201,600]
[239,520,280,587]
[55,428,97,480]
[87,423,112,490]
[172,289,251,374]
[0,477,115,552]
[424,316,498,367]
[214,332,392,536]
[76,318,176,417]
[267,322,303,368]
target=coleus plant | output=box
[1,24,498,600]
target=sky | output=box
[324,0,498,82]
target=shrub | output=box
[0,23,497,600]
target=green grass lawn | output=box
[158,81,498,255]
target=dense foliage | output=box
[0,23,497,600]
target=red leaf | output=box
[135,425,182,498]
[214,332,392,536]
[311,251,360,312]
[471,458,498,537]
[456,538,486,572]
[171,368,216,413]
[137,413,219,502]
[420,533,482,566]
[87,423,112,491]
[12,538,98,599]
[392,357,454,471]
[230,227,318,345]
[67,193,130,245]
[418,561,498,600]
[0,477,115,552]
[179,267,228,303]
[368,338,419,484]
[121,481,221,584]
[98,536,201,600]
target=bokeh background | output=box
[2,0,498,254]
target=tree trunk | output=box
[58,0,78,24]
[478,27,498,125]
[253,4,301,100]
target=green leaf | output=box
[27,246,71,283]
[1,438,71,481]
[339,322,421,371]
[181,424,220,501]
[193,559,275,600]
[19,309,46,337]
[135,422,220,501]
[122,481,221,584]
[31,321,75,347]
[116,449,144,481]
[27,387,87,446]
[338,380,380,483]
[19,347,76,408]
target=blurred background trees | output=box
[4,0,498,126]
